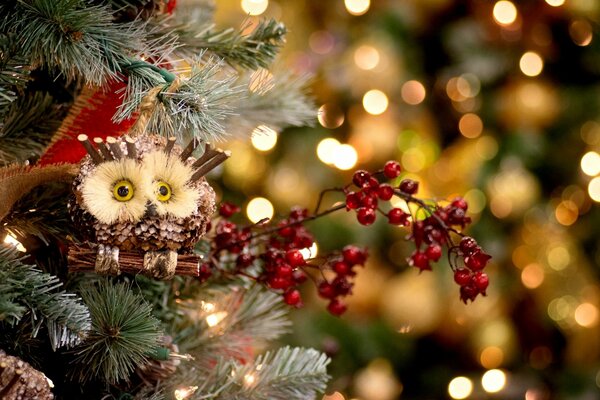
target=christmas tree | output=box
[0,1,492,399]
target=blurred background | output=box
[211,0,600,399]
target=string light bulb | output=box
[4,233,26,252]
[174,386,199,400]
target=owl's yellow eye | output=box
[113,180,134,202]
[155,181,172,202]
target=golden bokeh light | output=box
[174,386,199,400]
[345,0,370,15]
[4,233,26,252]
[570,20,593,46]
[318,104,345,129]
[354,45,380,70]
[205,311,228,327]
[476,136,499,160]
[580,121,600,144]
[401,148,426,172]
[480,346,504,369]
[401,80,426,105]
[241,0,268,15]
[545,0,565,6]
[555,200,578,226]
[521,263,545,289]
[481,369,507,393]
[448,377,473,399]
[458,113,484,138]
[574,302,598,327]
[322,392,346,400]
[580,151,600,176]
[246,197,274,223]
[363,89,389,115]
[547,246,570,271]
[464,189,487,214]
[251,126,278,152]
[317,138,341,165]
[587,176,600,202]
[519,51,544,77]
[333,144,358,170]
[493,1,518,26]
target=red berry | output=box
[453,268,471,286]
[289,207,308,221]
[333,261,351,275]
[472,272,489,292]
[425,244,442,262]
[409,251,431,271]
[269,277,291,290]
[465,248,491,271]
[460,284,479,303]
[387,208,409,225]
[399,179,419,195]
[452,196,468,211]
[346,192,361,210]
[236,253,254,268]
[353,170,371,187]
[360,194,378,209]
[364,177,380,190]
[383,161,401,179]
[332,276,352,296]
[327,299,347,316]
[283,289,302,306]
[377,184,394,200]
[459,237,478,255]
[342,245,368,265]
[285,249,306,266]
[318,281,336,299]
[219,202,240,218]
[293,270,307,283]
[356,207,376,225]
[276,264,293,278]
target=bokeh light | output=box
[580,151,600,176]
[493,1,518,26]
[587,177,600,201]
[354,45,380,70]
[448,377,473,399]
[458,113,484,138]
[480,346,504,369]
[521,263,545,289]
[520,51,544,77]
[344,0,370,16]
[251,126,278,151]
[481,369,507,393]
[317,138,341,165]
[333,144,358,170]
[241,0,268,15]
[363,89,389,115]
[545,0,565,6]
[574,303,598,327]
[555,200,578,226]
[246,197,274,223]
[401,80,426,105]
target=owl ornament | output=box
[67,134,229,280]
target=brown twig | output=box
[68,244,201,277]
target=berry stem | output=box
[314,187,345,214]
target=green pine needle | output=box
[0,245,91,350]
[72,279,162,384]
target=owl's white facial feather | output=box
[81,159,150,224]
[143,151,201,218]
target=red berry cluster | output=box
[453,236,491,303]
[345,161,410,226]
[317,245,368,316]
[205,160,490,313]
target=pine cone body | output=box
[0,350,54,400]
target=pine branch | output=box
[163,346,330,400]
[0,0,156,85]
[175,284,291,363]
[150,17,287,70]
[2,181,73,242]
[116,57,243,141]
[0,245,91,350]
[71,279,162,384]
[0,33,30,111]
[225,71,316,136]
[0,91,65,165]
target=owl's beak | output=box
[144,202,158,218]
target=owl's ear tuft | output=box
[81,159,149,224]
